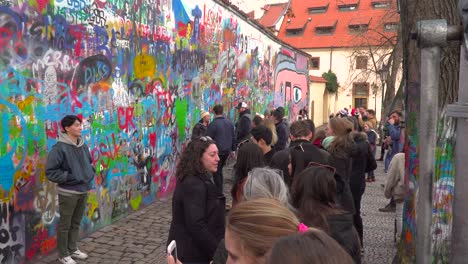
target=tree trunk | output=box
[400,0,460,262]
[383,32,403,114]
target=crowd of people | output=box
[41,103,404,264]
[167,103,405,264]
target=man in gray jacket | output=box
[46,115,95,264]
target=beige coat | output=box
[384,153,406,202]
[359,116,377,130]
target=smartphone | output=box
[167,240,177,262]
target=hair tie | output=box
[298,223,308,233]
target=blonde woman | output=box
[224,198,301,264]
[263,119,278,147]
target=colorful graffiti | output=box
[0,0,309,262]
[401,82,456,262]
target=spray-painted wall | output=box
[0,0,309,262]
[400,82,456,262]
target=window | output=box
[316,27,334,35]
[384,22,399,32]
[316,27,335,35]
[339,4,358,11]
[308,4,329,14]
[310,57,320,70]
[349,24,368,33]
[286,28,304,36]
[353,83,369,96]
[372,1,390,8]
[353,82,369,108]
[356,56,368,70]
[354,98,368,109]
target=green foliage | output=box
[322,70,339,93]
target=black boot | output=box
[379,200,396,212]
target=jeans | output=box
[385,148,395,173]
[58,193,88,257]
[213,153,229,193]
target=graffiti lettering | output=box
[117,107,136,130]
[0,203,24,263]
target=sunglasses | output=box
[306,162,336,174]
[199,136,213,142]
[237,138,250,149]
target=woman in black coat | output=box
[291,166,361,264]
[167,137,225,263]
[345,117,377,248]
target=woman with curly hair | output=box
[167,137,225,263]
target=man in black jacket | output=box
[270,120,326,187]
[270,120,355,214]
[235,102,252,146]
[207,104,235,192]
[272,107,288,151]
[250,125,275,165]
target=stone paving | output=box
[35,156,396,264]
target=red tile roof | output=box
[285,18,308,29]
[257,3,288,28]
[310,75,327,83]
[246,11,255,19]
[277,0,400,48]
[307,1,330,8]
[316,18,337,28]
[348,17,371,26]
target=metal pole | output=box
[417,45,439,264]
[415,19,449,264]
[449,45,468,264]
[381,82,385,120]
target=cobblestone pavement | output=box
[36,157,396,264]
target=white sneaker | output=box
[71,249,88,260]
[58,256,77,264]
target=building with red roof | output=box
[257,3,290,33]
[255,0,401,121]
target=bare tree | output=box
[344,4,402,117]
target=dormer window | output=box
[308,3,329,14]
[372,0,390,8]
[315,19,337,35]
[349,24,368,33]
[348,18,371,33]
[384,22,399,31]
[285,19,307,36]
[286,28,304,36]
[339,4,358,11]
[338,0,359,11]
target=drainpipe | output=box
[329,46,333,70]
[414,19,462,264]
[449,1,468,262]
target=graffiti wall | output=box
[0,0,309,262]
[400,82,456,262]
